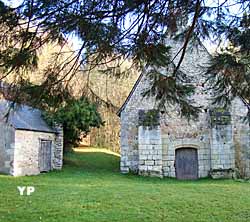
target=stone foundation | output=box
[210,169,235,179]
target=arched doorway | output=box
[175,148,198,180]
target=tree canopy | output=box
[0,0,250,118]
[16,80,104,150]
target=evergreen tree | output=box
[16,80,104,151]
[205,13,250,121]
[0,0,250,118]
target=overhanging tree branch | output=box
[173,0,201,76]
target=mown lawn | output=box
[0,150,250,222]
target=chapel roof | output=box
[117,39,211,117]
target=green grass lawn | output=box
[1,151,250,222]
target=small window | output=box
[209,108,231,126]
[138,109,160,127]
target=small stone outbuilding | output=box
[118,39,250,179]
[0,100,63,176]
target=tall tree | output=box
[0,0,250,118]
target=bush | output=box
[43,97,104,151]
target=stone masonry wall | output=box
[127,108,214,178]
[120,74,156,173]
[138,126,163,177]
[13,130,55,176]
[53,125,64,170]
[120,39,250,178]
[210,125,235,170]
[160,111,211,178]
[120,39,212,175]
[231,99,250,178]
[120,110,139,173]
[0,122,15,175]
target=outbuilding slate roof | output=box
[0,99,56,133]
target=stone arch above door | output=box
[174,144,200,150]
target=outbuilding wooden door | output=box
[175,148,198,180]
[39,140,52,172]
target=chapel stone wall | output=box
[120,39,250,179]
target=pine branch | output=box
[173,0,201,76]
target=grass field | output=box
[0,150,250,222]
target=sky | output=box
[4,0,243,14]
[3,0,22,7]
[2,0,83,50]
[2,0,246,53]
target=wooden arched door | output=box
[175,148,198,180]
